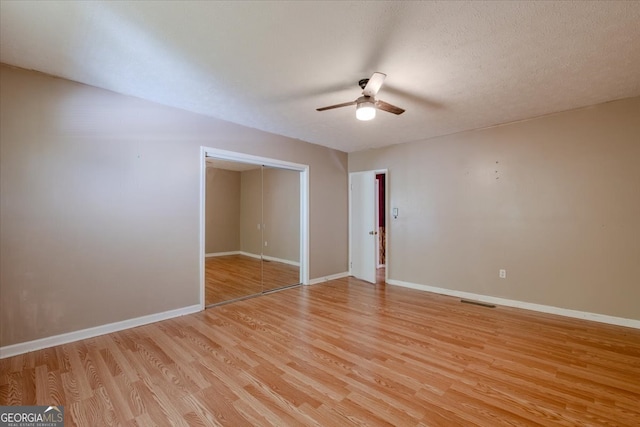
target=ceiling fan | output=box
[316,72,405,121]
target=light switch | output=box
[392,208,399,218]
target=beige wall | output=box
[210,166,300,262]
[350,97,640,320]
[263,167,300,263]
[0,65,348,347]
[205,167,241,254]
[239,168,263,256]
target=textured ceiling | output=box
[1,1,639,153]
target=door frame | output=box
[348,169,389,284]
[199,147,310,310]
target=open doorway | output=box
[349,169,388,285]
[375,173,386,270]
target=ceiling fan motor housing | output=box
[356,95,374,105]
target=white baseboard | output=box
[308,271,350,285]
[205,251,240,257]
[207,252,299,267]
[262,255,300,267]
[386,279,640,329]
[239,251,262,260]
[0,304,201,359]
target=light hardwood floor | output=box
[2,276,639,426]
[205,255,300,305]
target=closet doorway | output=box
[199,147,309,308]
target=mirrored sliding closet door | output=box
[204,159,301,306]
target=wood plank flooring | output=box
[2,275,640,426]
[261,258,300,292]
[205,255,299,305]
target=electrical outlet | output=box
[499,269,507,279]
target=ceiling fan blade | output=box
[362,72,386,97]
[316,100,356,111]
[375,100,405,115]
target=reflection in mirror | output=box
[204,158,302,306]
[204,159,262,305]
[262,166,301,291]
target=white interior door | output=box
[349,171,376,284]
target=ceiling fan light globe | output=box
[356,102,376,121]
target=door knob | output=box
[369,231,378,235]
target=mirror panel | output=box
[262,166,301,291]
[205,160,262,305]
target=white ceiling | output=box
[1,1,639,153]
